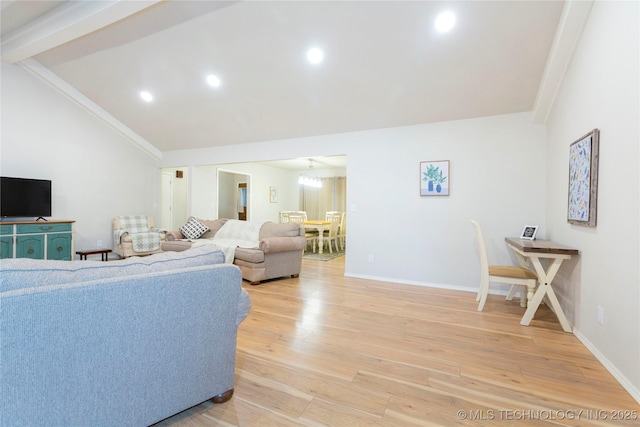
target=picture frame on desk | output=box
[568,129,599,227]
[520,225,538,240]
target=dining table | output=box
[505,237,579,333]
[302,220,330,254]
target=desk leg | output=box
[544,284,572,333]
[520,257,572,333]
[521,283,548,326]
[508,245,535,306]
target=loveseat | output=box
[163,217,306,285]
[0,246,251,427]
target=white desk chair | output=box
[471,220,538,312]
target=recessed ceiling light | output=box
[435,11,456,33]
[207,74,221,87]
[140,91,153,102]
[306,47,324,64]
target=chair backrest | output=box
[115,215,152,234]
[287,212,307,223]
[471,220,490,284]
[325,213,341,237]
[326,212,343,227]
[326,211,340,221]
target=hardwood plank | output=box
[154,257,639,426]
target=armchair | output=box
[113,215,166,258]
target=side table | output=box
[76,248,112,261]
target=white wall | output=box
[545,1,639,400]
[1,62,161,252]
[163,112,547,290]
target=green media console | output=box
[0,220,75,260]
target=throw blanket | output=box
[114,216,164,253]
[211,220,265,263]
[131,232,162,253]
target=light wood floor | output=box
[156,256,639,426]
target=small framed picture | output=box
[269,186,278,203]
[420,160,450,196]
[520,225,538,240]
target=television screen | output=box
[0,176,52,218]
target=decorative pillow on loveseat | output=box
[179,218,210,239]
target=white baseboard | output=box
[573,328,640,405]
[343,272,510,295]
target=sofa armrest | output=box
[259,236,306,253]
[165,231,184,241]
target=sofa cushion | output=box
[0,245,225,292]
[234,247,265,263]
[197,218,227,239]
[179,218,210,239]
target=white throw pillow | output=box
[179,218,210,240]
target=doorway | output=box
[217,169,251,220]
[238,183,247,220]
[160,172,173,230]
[160,167,188,230]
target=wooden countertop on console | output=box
[505,237,579,255]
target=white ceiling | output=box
[1,0,568,154]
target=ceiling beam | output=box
[1,0,162,63]
[532,0,594,124]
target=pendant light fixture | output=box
[299,159,323,188]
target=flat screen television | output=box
[0,176,52,219]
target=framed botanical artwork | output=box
[567,129,599,226]
[520,225,538,240]
[269,186,278,203]
[420,160,449,196]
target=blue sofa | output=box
[0,246,251,426]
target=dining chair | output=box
[471,220,538,312]
[321,213,342,253]
[289,212,317,252]
[337,212,346,250]
[326,211,346,250]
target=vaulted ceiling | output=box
[2,1,582,155]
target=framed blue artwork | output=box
[420,160,450,196]
[568,129,599,226]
